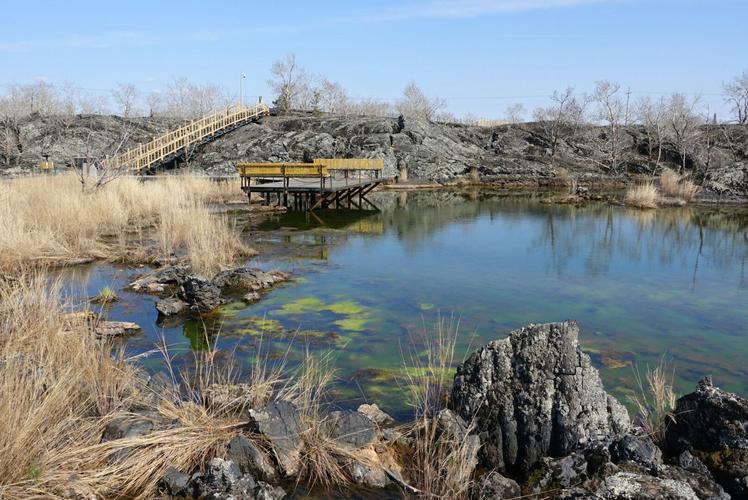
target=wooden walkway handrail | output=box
[103,103,270,172]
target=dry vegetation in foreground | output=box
[0,174,250,276]
[0,272,364,498]
[400,317,478,499]
[0,273,237,499]
[631,358,678,444]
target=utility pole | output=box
[624,87,632,126]
[239,73,247,107]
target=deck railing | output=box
[103,103,270,172]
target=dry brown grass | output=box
[0,273,282,499]
[659,168,700,202]
[632,358,678,444]
[400,316,477,499]
[0,174,250,276]
[624,182,659,209]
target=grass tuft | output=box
[631,358,678,444]
[625,182,659,209]
[659,168,700,202]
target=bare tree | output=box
[532,87,586,161]
[162,77,227,118]
[592,80,627,172]
[111,83,140,117]
[723,70,748,125]
[146,91,163,117]
[665,93,702,173]
[316,78,348,114]
[397,82,446,121]
[636,96,667,170]
[505,103,526,124]
[267,54,309,112]
[346,97,393,117]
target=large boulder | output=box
[450,321,630,473]
[666,376,748,497]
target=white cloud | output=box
[351,0,616,22]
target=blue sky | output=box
[1,0,746,118]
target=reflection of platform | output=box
[257,209,383,234]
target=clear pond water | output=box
[61,190,748,420]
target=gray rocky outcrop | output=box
[5,112,746,197]
[450,321,630,474]
[666,376,748,497]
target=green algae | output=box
[334,317,368,332]
[327,300,366,315]
[276,296,327,314]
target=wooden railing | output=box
[103,103,270,172]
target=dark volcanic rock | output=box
[212,267,289,293]
[323,410,376,449]
[178,275,226,312]
[155,297,187,316]
[225,434,278,482]
[666,376,748,497]
[161,467,190,496]
[611,431,663,470]
[128,264,189,292]
[450,321,630,473]
[247,400,304,477]
[473,470,521,499]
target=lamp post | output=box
[239,73,247,107]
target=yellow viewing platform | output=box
[236,158,383,177]
[236,158,389,212]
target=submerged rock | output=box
[94,320,142,338]
[247,400,303,477]
[450,321,630,473]
[666,376,748,497]
[178,275,226,312]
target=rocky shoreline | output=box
[109,320,747,499]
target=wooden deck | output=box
[237,158,388,211]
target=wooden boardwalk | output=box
[103,103,269,172]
